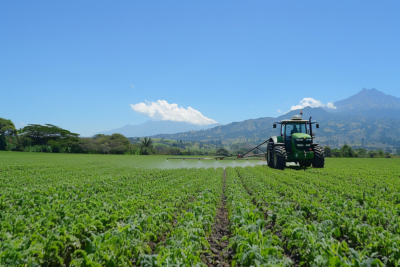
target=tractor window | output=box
[285,123,307,135]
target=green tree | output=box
[340,145,355,157]
[368,150,378,158]
[95,136,111,154]
[93,134,106,139]
[22,124,79,146]
[323,146,332,157]
[137,137,154,155]
[141,137,153,148]
[332,148,341,157]
[216,148,229,157]
[169,147,181,155]
[78,134,131,154]
[109,133,130,154]
[355,148,367,157]
[0,118,16,150]
[78,138,98,153]
[22,137,33,147]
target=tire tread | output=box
[273,146,286,170]
[312,146,325,168]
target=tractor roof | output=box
[276,115,316,124]
[280,114,308,123]
[280,119,309,123]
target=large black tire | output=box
[273,146,286,170]
[312,145,325,168]
[267,142,274,167]
[299,161,312,167]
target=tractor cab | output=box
[281,118,309,153]
[273,115,319,152]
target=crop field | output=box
[1,152,400,266]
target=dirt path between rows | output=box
[203,170,231,267]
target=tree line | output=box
[323,145,396,158]
[0,118,159,155]
[0,118,225,155]
[2,117,398,157]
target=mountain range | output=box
[330,88,400,118]
[96,88,400,150]
[151,88,400,150]
[96,120,219,137]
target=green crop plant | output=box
[0,152,225,266]
[233,160,400,266]
[224,167,292,266]
[1,152,400,266]
[139,177,223,266]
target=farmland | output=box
[1,152,400,266]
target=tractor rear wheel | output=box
[273,146,286,170]
[312,146,325,168]
[267,142,274,167]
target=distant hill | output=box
[95,120,219,137]
[153,106,400,151]
[153,107,334,142]
[98,88,400,151]
[277,107,334,121]
[331,88,400,118]
[153,116,276,142]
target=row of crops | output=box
[232,164,400,266]
[1,153,399,266]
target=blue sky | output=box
[1,1,399,136]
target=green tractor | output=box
[265,114,325,169]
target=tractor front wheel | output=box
[312,146,325,168]
[273,146,286,170]
[267,143,274,167]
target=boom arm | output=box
[241,140,268,158]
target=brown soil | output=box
[149,233,167,252]
[202,170,232,267]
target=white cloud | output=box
[130,84,135,89]
[130,100,217,125]
[326,102,337,109]
[277,110,282,113]
[287,97,337,113]
[289,97,325,111]
[20,122,26,126]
